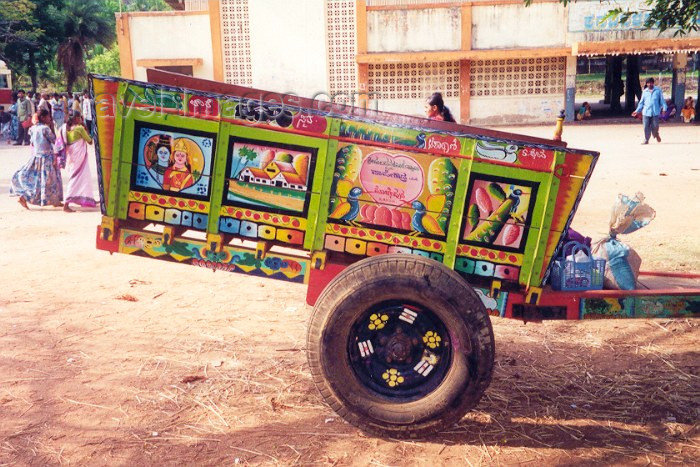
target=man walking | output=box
[82,90,93,135]
[14,90,31,145]
[632,77,667,144]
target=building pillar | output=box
[460,60,471,123]
[565,55,576,121]
[208,0,224,82]
[625,55,641,113]
[116,13,134,80]
[671,53,687,120]
[459,3,472,124]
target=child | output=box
[681,97,696,123]
[424,92,456,122]
[576,102,592,121]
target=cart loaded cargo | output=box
[90,71,700,437]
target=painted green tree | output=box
[232,146,259,178]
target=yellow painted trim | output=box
[208,0,224,82]
[357,47,571,64]
[135,58,204,67]
[116,13,134,80]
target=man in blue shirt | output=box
[632,78,667,144]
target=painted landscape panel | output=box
[226,140,314,214]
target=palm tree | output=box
[57,0,115,92]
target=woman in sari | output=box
[8,92,19,143]
[11,109,63,209]
[63,110,96,212]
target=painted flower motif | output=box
[140,128,151,139]
[423,331,442,349]
[202,138,212,148]
[382,368,405,387]
[368,313,389,330]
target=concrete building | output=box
[116,0,700,124]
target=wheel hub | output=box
[385,330,414,362]
[348,302,452,400]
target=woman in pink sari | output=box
[63,111,96,212]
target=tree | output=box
[529,0,700,36]
[56,0,115,92]
[1,0,65,92]
[86,44,120,76]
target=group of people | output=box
[2,90,94,146]
[8,90,96,212]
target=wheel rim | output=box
[347,300,453,401]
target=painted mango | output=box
[428,158,457,195]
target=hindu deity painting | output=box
[132,122,215,199]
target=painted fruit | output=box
[428,158,457,195]
[502,223,521,246]
[467,204,480,232]
[336,144,362,181]
[487,183,506,202]
[475,188,492,216]
[373,206,392,227]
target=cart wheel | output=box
[306,254,495,438]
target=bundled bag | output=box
[592,192,655,290]
[54,124,67,169]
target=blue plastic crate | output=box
[551,241,605,291]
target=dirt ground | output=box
[1,123,698,465]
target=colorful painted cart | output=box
[90,71,700,438]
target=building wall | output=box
[246,0,328,99]
[127,12,214,82]
[367,7,461,52]
[567,0,700,43]
[471,3,567,49]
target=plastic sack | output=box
[592,237,642,290]
[609,192,656,236]
[591,192,654,290]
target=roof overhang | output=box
[572,38,700,56]
[357,47,571,64]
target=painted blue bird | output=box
[330,187,363,223]
[508,188,523,214]
[411,201,445,236]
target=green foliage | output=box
[0,0,41,53]
[57,0,116,91]
[603,0,700,36]
[86,45,120,76]
[529,0,700,36]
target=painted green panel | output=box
[443,139,475,268]
[310,120,341,251]
[207,121,231,234]
[107,82,128,218]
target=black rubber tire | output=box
[306,254,495,438]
